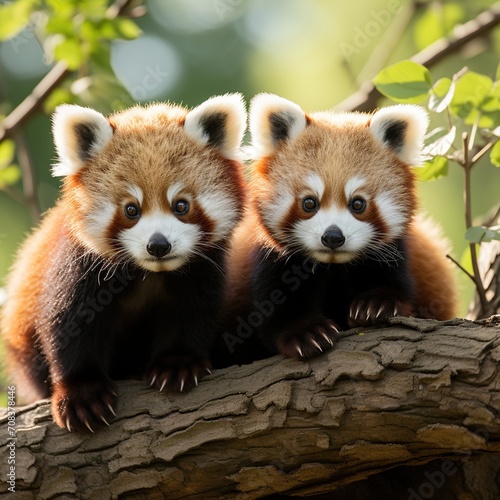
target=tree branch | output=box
[2,317,500,498]
[337,3,500,112]
[0,62,70,145]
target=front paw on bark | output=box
[276,319,339,360]
[52,379,117,433]
[146,355,212,393]
[349,298,413,327]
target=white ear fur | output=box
[184,93,246,160]
[370,105,429,165]
[51,105,114,177]
[250,93,307,157]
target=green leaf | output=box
[422,126,456,157]
[0,140,15,169]
[490,140,500,167]
[0,0,37,41]
[0,164,21,188]
[113,18,142,40]
[465,226,500,243]
[428,77,455,113]
[45,17,76,37]
[450,71,493,123]
[373,61,432,104]
[54,37,84,70]
[415,156,448,182]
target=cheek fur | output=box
[375,193,408,239]
[258,190,295,244]
[196,193,239,242]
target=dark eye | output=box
[350,197,366,213]
[302,197,319,213]
[174,199,190,215]
[125,203,141,219]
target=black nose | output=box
[147,233,172,258]
[321,226,345,250]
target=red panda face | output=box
[52,96,246,271]
[249,94,428,264]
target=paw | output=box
[348,297,413,327]
[146,356,212,393]
[276,319,339,360]
[51,379,117,433]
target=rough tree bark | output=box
[1,316,500,499]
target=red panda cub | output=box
[1,95,246,432]
[226,94,456,362]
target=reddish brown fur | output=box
[227,110,457,323]
[2,102,246,405]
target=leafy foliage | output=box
[0,139,21,189]
[0,0,142,110]
[374,58,500,309]
[0,0,144,198]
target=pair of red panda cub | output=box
[1,93,456,432]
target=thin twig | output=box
[446,254,476,284]
[12,129,40,222]
[463,132,489,311]
[337,3,500,111]
[471,138,498,164]
[484,204,500,227]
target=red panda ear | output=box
[183,93,246,160]
[369,105,429,165]
[51,105,114,177]
[250,94,307,157]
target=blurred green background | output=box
[1,0,499,329]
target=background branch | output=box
[337,2,500,112]
[12,129,40,223]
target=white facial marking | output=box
[376,193,407,238]
[293,206,374,263]
[119,211,201,271]
[262,190,294,235]
[167,182,184,205]
[345,176,366,199]
[306,173,325,199]
[84,200,116,254]
[198,192,238,241]
[127,184,143,205]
